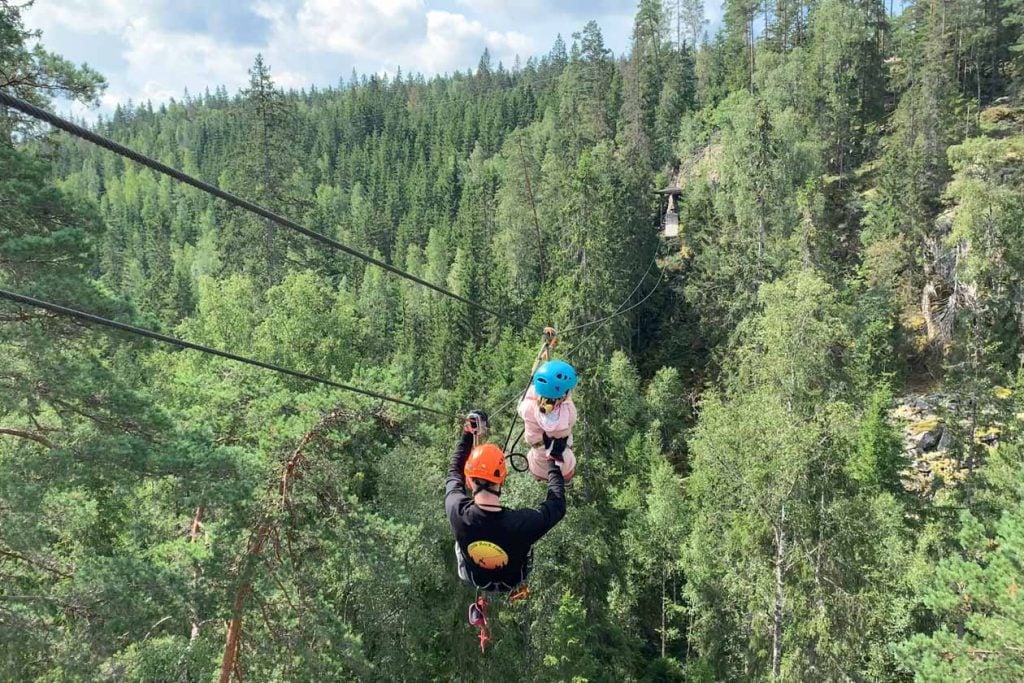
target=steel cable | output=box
[0,288,459,419]
[0,92,510,323]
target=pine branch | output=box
[0,547,72,578]
[0,427,55,449]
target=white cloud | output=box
[24,2,260,110]
[120,17,257,100]
[25,0,133,35]
[453,0,627,17]
[414,11,532,73]
[290,0,426,59]
[26,0,700,117]
[261,0,532,76]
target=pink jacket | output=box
[517,385,576,446]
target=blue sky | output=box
[26,0,723,116]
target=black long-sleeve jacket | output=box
[445,432,566,589]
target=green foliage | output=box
[897,504,1024,681]
[945,132,1024,367]
[0,0,105,140]
[4,0,1024,679]
[850,383,907,492]
[218,55,301,283]
[731,271,849,408]
[685,271,913,680]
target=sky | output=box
[25,0,723,117]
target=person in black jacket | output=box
[445,410,566,593]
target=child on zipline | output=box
[518,359,578,482]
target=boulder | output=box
[917,424,944,452]
[937,427,953,452]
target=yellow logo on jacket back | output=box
[467,541,509,570]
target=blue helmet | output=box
[533,360,578,399]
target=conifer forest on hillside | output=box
[2,0,1024,679]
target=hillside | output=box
[2,0,1024,680]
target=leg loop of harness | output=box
[469,593,491,653]
[467,583,529,654]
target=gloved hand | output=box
[549,436,568,463]
[464,410,490,436]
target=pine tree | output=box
[0,0,105,139]
[721,0,760,92]
[220,54,298,284]
[809,0,888,179]
[898,504,1024,680]
[621,0,670,161]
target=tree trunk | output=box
[219,584,248,683]
[218,410,353,682]
[757,211,766,275]
[771,506,787,679]
[748,15,756,93]
[809,490,825,675]
[661,564,667,658]
[781,0,788,51]
[219,524,269,683]
[188,506,205,647]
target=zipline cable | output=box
[1,94,660,427]
[0,92,510,324]
[0,288,459,420]
[488,254,664,419]
[559,253,659,336]
[563,266,666,357]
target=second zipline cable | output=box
[0,289,459,420]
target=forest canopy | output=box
[1,0,1023,680]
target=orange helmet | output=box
[464,444,507,487]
